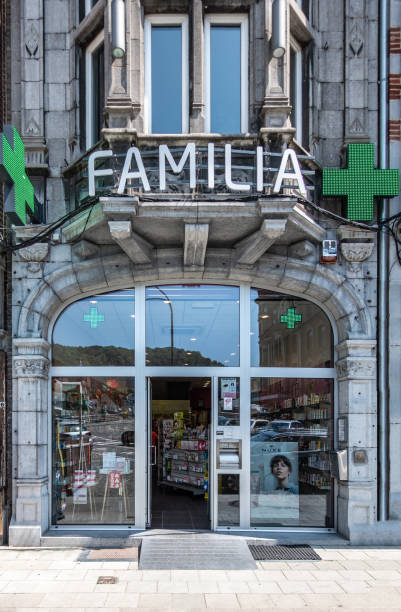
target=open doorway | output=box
[149,377,211,529]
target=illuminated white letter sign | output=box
[273,148,307,198]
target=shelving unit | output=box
[158,438,208,496]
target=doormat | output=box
[248,544,321,561]
[78,546,140,562]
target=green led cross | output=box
[0,126,34,225]
[322,143,399,221]
[280,307,302,329]
[83,307,105,329]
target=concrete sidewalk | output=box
[0,545,401,610]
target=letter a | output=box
[273,149,307,198]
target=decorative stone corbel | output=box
[108,220,154,265]
[234,218,287,266]
[19,243,49,273]
[184,223,209,268]
[337,225,375,273]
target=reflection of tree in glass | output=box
[53,344,134,366]
[145,346,223,366]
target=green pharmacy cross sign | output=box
[280,307,302,329]
[0,126,42,225]
[83,307,105,329]
[322,143,399,221]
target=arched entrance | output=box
[10,251,376,544]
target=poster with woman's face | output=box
[250,442,299,523]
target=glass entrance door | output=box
[147,377,212,529]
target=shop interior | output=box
[150,377,211,529]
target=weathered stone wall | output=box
[8,0,396,544]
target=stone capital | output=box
[14,338,50,357]
[336,357,376,380]
[13,356,50,378]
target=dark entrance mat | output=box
[139,536,257,569]
[248,543,321,561]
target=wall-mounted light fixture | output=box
[271,0,286,58]
[111,0,126,59]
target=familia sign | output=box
[88,144,308,198]
[0,124,399,225]
[89,141,400,220]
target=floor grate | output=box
[248,544,321,561]
[97,576,118,584]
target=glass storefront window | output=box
[145,285,240,366]
[250,378,333,527]
[250,288,333,367]
[218,377,240,426]
[52,290,135,366]
[218,474,240,526]
[52,377,135,525]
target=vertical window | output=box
[204,14,248,134]
[145,15,189,134]
[79,0,99,22]
[85,31,104,149]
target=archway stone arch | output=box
[9,249,377,545]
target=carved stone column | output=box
[190,0,205,132]
[103,0,138,146]
[260,0,294,145]
[336,339,377,540]
[344,0,370,142]
[9,338,50,546]
[21,0,47,170]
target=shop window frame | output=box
[49,283,337,532]
[204,13,249,134]
[144,14,189,134]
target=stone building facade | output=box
[6,0,401,545]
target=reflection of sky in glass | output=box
[146,285,240,365]
[152,26,182,133]
[53,291,135,350]
[211,26,241,133]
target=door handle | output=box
[151,445,157,466]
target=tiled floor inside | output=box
[151,481,210,530]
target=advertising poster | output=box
[221,378,237,398]
[250,441,299,523]
[223,397,233,411]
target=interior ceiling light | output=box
[260,314,269,319]
[190,337,197,341]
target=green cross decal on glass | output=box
[83,307,105,329]
[280,307,302,329]
[322,143,399,221]
[0,126,35,225]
